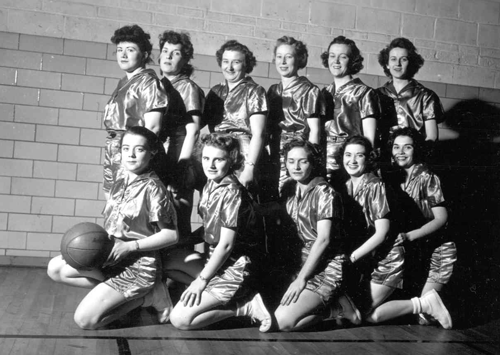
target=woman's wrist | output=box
[349,254,357,263]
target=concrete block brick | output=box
[154,13,205,31]
[64,39,107,59]
[0,67,16,85]
[53,216,96,233]
[232,15,256,26]
[190,71,210,91]
[58,145,101,164]
[440,97,460,111]
[435,19,478,46]
[59,109,102,129]
[418,81,447,97]
[416,60,454,83]
[27,232,62,251]
[459,0,500,24]
[305,67,333,86]
[344,30,369,41]
[42,53,86,74]
[19,34,63,54]
[459,53,479,66]
[6,251,51,259]
[0,10,6,32]
[77,164,102,183]
[251,76,278,91]
[12,177,55,197]
[62,74,105,94]
[64,17,119,44]
[263,0,309,23]
[374,0,416,12]
[452,64,495,88]
[80,128,106,147]
[56,180,98,199]
[0,195,31,213]
[306,46,325,69]
[75,199,106,217]
[255,28,290,42]
[0,103,14,122]
[251,61,270,79]
[0,0,42,11]
[98,185,106,201]
[0,158,33,177]
[14,141,57,161]
[207,21,254,37]
[15,105,58,125]
[311,2,355,29]
[356,8,401,35]
[17,69,61,90]
[436,43,458,52]
[444,84,479,100]
[32,196,75,215]
[0,122,35,141]
[282,22,307,33]
[0,140,14,158]
[122,0,150,10]
[256,18,281,29]
[36,125,80,145]
[178,6,204,18]
[0,213,7,228]
[83,93,109,112]
[34,161,77,180]
[105,78,120,95]
[436,51,459,64]
[479,88,500,104]
[98,6,152,23]
[0,178,11,194]
[86,58,123,79]
[480,48,500,58]
[479,56,500,69]
[206,11,230,22]
[0,48,41,70]
[357,73,379,89]
[415,39,436,49]
[39,89,83,110]
[42,0,97,17]
[478,24,500,50]
[231,36,275,63]
[209,72,225,88]
[307,25,332,36]
[212,0,260,16]
[415,0,459,18]
[402,14,435,40]
[0,231,26,249]
[299,33,335,48]
[419,48,437,61]
[8,9,64,37]
[0,31,19,50]
[188,31,227,58]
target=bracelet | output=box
[134,240,140,251]
[245,161,255,167]
[199,274,208,282]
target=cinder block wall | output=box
[0,0,499,266]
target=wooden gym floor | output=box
[0,267,499,355]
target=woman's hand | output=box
[280,277,307,306]
[104,239,134,267]
[180,277,207,307]
[395,232,409,246]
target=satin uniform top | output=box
[103,171,177,240]
[322,78,380,138]
[103,68,168,131]
[204,76,268,135]
[267,76,326,139]
[377,79,444,134]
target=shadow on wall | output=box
[435,99,500,328]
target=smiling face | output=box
[388,47,409,80]
[275,44,298,79]
[221,50,246,84]
[202,145,231,183]
[116,41,145,73]
[160,42,185,77]
[328,43,351,78]
[343,144,368,178]
[121,133,153,175]
[392,135,415,170]
[286,147,313,184]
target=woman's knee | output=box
[274,309,295,332]
[74,307,99,330]
[169,307,193,330]
[47,255,64,282]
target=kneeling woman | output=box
[47,126,178,329]
[165,133,271,332]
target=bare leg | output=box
[47,255,104,289]
[365,282,401,323]
[275,289,325,332]
[421,281,444,296]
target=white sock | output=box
[411,297,421,314]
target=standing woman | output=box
[203,40,268,190]
[321,36,379,190]
[377,37,443,143]
[103,25,168,198]
[158,30,206,237]
[267,36,325,193]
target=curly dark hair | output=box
[111,24,153,65]
[198,133,244,174]
[321,36,364,75]
[215,40,257,74]
[158,30,194,77]
[121,126,160,153]
[378,37,424,79]
[282,139,324,178]
[337,136,377,174]
[387,127,426,165]
[273,36,308,70]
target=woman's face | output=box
[343,143,368,177]
[275,44,298,79]
[388,47,410,80]
[392,135,415,169]
[160,42,186,77]
[121,133,153,175]
[116,41,145,73]
[286,147,313,184]
[221,50,246,84]
[202,145,231,183]
[328,43,351,78]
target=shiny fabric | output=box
[322,78,380,171]
[267,77,326,191]
[281,177,345,300]
[104,131,125,194]
[370,245,404,288]
[427,241,457,284]
[377,79,444,136]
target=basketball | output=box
[60,222,114,271]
